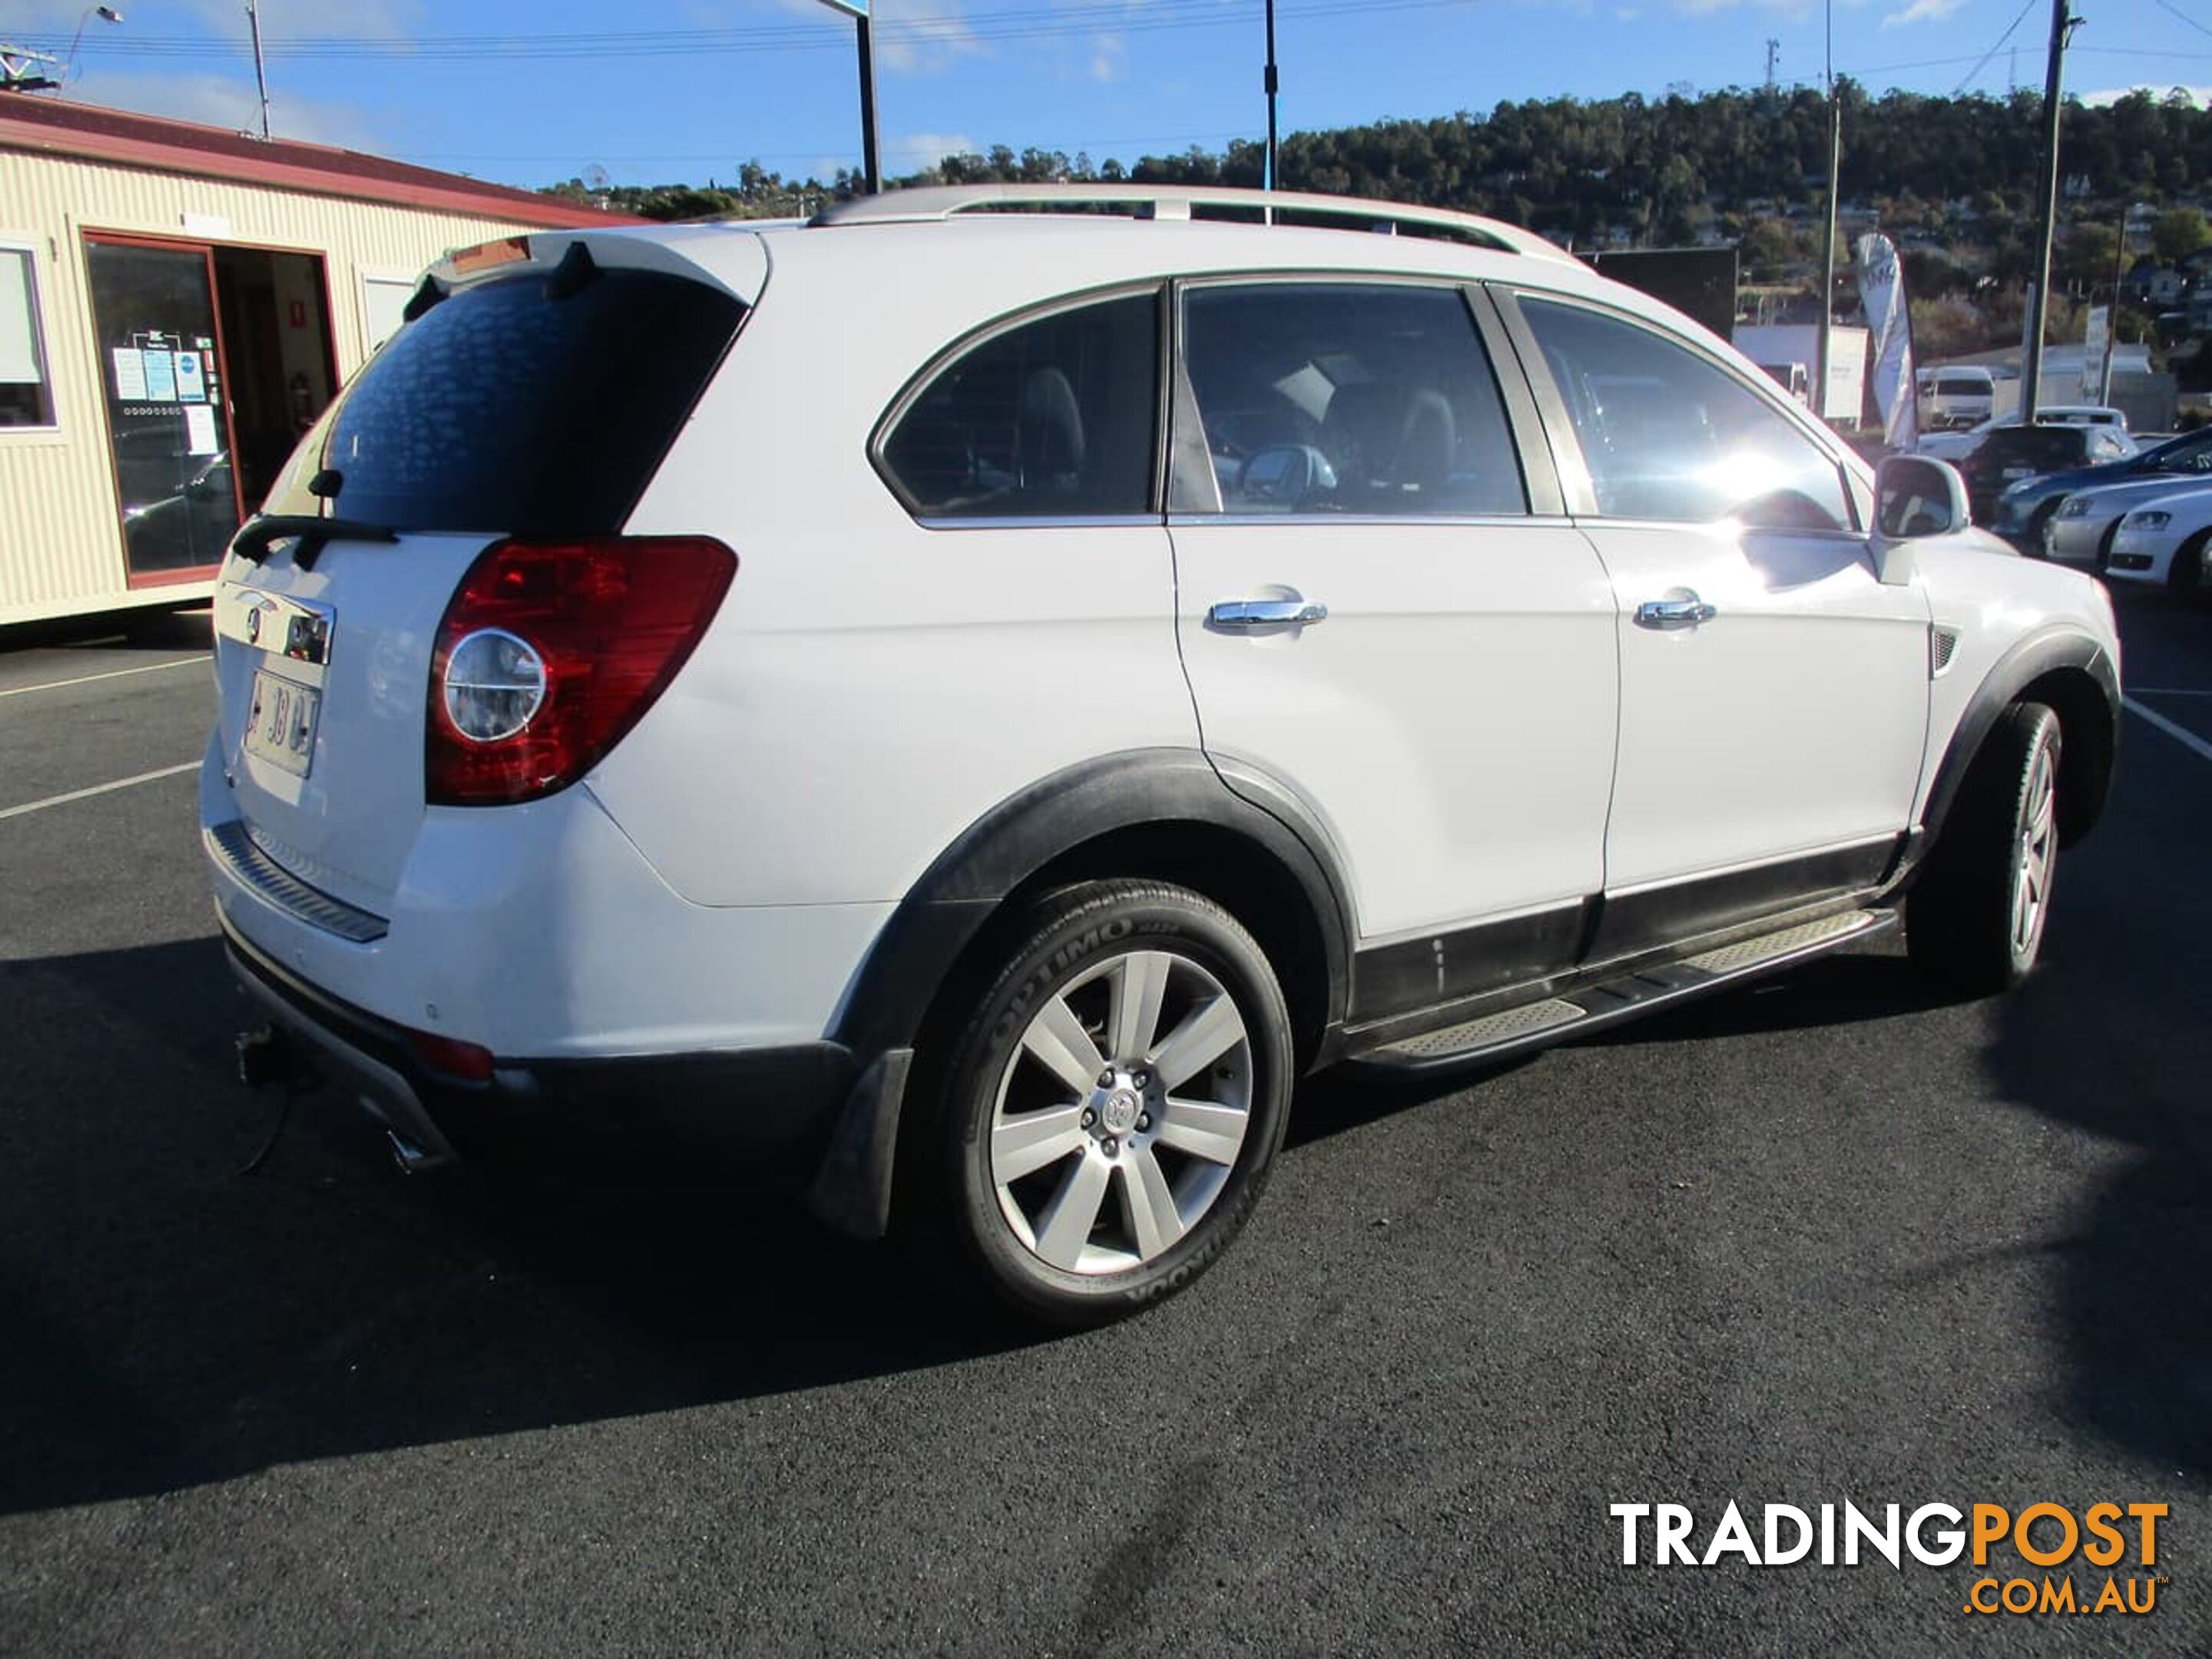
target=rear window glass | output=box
[1936,374,1992,396]
[1977,428,2085,471]
[316,265,743,535]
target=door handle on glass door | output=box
[1634,592,1717,630]
[1208,596,1330,629]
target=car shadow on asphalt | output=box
[0,934,1030,1518]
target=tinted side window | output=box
[1177,284,1525,516]
[882,292,1158,518]
[1521,297,1853,531]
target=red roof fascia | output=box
[0,95,647,230]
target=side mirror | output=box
[1870,454,1969,585]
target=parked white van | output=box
[1918,366,1998,431]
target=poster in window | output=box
[112,346,147,400]
[174,349,206,402]
[141,347,177,401]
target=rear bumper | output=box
[220,910,856,1171]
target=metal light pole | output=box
[65,5,124,82]
[2019,0,2081,425]
[816,0,879,194]
[246,2,270,141]
[1264,0,1280,193]
[1816,0,1839,426]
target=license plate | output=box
[243,668,321,777]
[2002,467,2032,479]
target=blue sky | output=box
[3,0,2203,190]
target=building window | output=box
[0,246,57,429]
[361,273,415,356]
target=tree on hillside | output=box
[2153,207,2212,261]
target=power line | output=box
[1952,0,2039,94]
[12,0,1475,61]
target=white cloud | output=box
[1089,31,1128,84]
[875,0,985,75]
[2080,84,2212,108]
[178,0,425,38]
[886,130,976,175]
[58,68,388,150]
[1881,0,1965,26]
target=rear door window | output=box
[1174,282,1528,517]
[879,290,1161,518]
[313,262,744,535]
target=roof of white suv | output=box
[457,187,1667,337]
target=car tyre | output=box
[2168,528,2210,598]
[1908,701,2062,995]
[917,879,1293,1327]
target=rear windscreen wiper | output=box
[230,515,399,571]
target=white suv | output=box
[204,186,2121,1324]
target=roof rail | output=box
[810,184,1573,263]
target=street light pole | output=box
[856,12,879,193]
[1264,0,1280,193]
[1816,0,1839,426]
[246,2,270,141]
[2019,0,2080,425]
[816,0,879,194]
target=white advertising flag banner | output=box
[1856,233,1916,449]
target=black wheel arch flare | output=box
[1919,628,2119,859]
[829,748,1356,1073]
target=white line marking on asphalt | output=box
[2124,697,2212,767]
[0,657,204,699]
[0,760,200,822]
[2128,687,2212,697]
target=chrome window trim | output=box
[915,514,1168,532]
[1168,512,1576,531]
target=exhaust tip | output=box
[383,1129,452,1176]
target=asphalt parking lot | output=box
[1,598,2207,1657]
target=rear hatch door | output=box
[210,233,754,916]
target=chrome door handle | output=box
[1208,597,1330,629]
[1634,593,1717,630]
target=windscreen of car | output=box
[1936,374,1992,396]
[310,264,745,535]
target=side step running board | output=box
[1353,908,1894,1075]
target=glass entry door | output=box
[84,236,243,582]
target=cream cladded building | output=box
[0,94,635,626]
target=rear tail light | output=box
[426,536,735,806]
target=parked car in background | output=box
[1959,423,2139,525]
[1991,425,2212,551]
[1918,366,1997,430]
[199,186,2122,1326]
[1918,406,2132,464]
[2101,485,2212,591]
[2044,469,2212,567]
